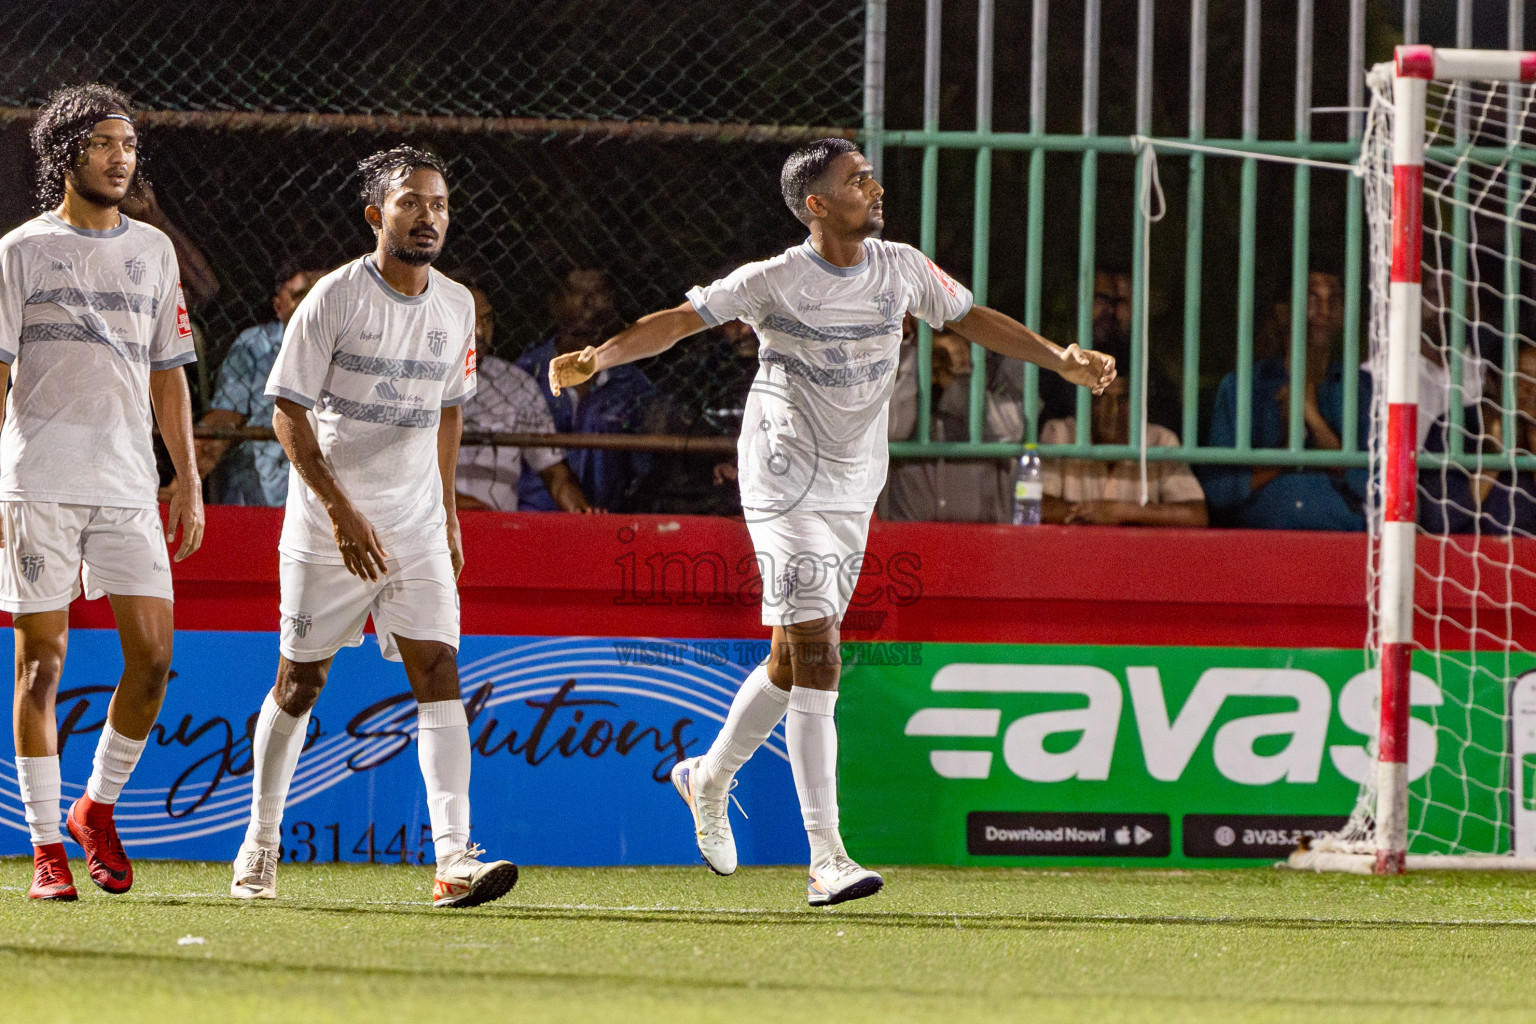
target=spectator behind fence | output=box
[453,280,593,512]
[1203,272,1372,530]
[882,314,1020,523]
[1038,373,1207,526]
[193,258,328,506]
[1039,268,1180,430]
[516,269,655,512]
[1422,344,1536,534]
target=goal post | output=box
[1291,46,1536,875]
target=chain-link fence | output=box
[1,0,865,511]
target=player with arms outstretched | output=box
[228,146,517,908]
[551,138,1115,906]
[0,85,204,900]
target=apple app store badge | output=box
[967,812,1171,857]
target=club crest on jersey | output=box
[289,612,312,639]
[426,329,449,356]
[124,257,146,286]
[18,554,44,584]
[874,289,897,319]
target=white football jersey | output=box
[266,257,476,564]
[687,239,973,512]
[0,213,195,508]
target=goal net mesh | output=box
[1316,67,1536,859]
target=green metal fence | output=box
[877,0,1534,474]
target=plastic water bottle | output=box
[1013,444,1042,525]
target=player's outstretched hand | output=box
[549,346,599,397]
[166,475,205,561]
[331,504,389,581]
[1059,344,1117,395]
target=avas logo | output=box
[904,663,1444,787]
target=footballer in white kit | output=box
[228,146,517,909]
[551,138,1116,906]
[0,85,205,901]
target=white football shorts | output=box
[0,501,173,614]
[745,508,872,627]
[279,549,460,663]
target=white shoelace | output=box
[698,778,747,831]
[241,847,276,884]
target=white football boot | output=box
[671,756,741,875]
[807,854,883,907]
[432,844,519,908]
[230,843,278,900]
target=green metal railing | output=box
[869,0,1536,473]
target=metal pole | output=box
[1182,0,1208,451]
[1075,0,1101,446]
[1403,0,1419,45]
[970,0,994,444]
[918,0,942,445]
[1023,0,1048,443]
[1447,0,1472,458]
[1235,0,1261,451]
[1341,0,1366,451]
[1287,0,1314,452]
[1505,0,1524,452]
[864,0,887,182]
[1128,0,1153,454]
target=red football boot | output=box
[29,843,77,901]
[65,796,133,894]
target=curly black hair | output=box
[30,83,137,210]
[356,145,449,211]
[779,137,858,226]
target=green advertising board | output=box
[839,643,1521,867]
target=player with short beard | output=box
[552,137,1115,906]
[229,146,517,908]
[0,84,204,900]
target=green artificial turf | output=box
[3,859,1536,1022]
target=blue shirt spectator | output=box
[515,336,655,511]
[207,321,288,505]
[1203,356,1373,530]
[197,261,325,505]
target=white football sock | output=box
[417,699,472,864]
[699,664,789,792]
[787,686,841,862]
[86,723,148,805]
[16,755,62,847]
[244,691,310,851]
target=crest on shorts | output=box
[124,258,146,286]
[18,554,44,584]
[426,329,449,356]
[774,566,797,601]
[289,612,312,638]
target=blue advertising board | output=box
[0,632,804,866]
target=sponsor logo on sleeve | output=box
[464,339,476,380]
[175,282,192,340]
[924,257,960,299]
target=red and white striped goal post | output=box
[1374,45,1536,875]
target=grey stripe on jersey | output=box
[27,287,159,317]
[319,389,441,428]
[758,312,904,343]
[761,349,896,388]
[332,351,452,380]
[20,322,150,363]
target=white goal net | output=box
[1294,50,1536,872]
